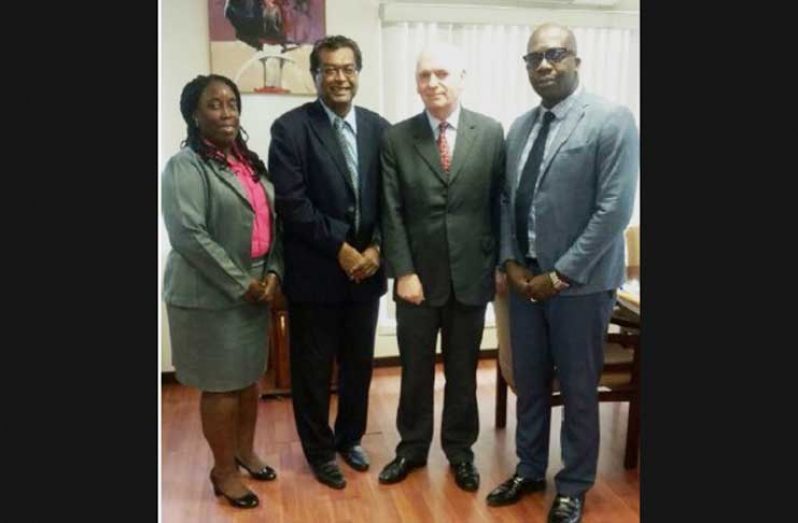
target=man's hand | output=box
[505,260,534,298]
[350,245,381,282]
[397,273,425,305]
[527,272,559,302]
[338,242,365,280]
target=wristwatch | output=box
[549,271,571,291]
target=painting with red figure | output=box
[207,0,326,94]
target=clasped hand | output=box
[338,242,380,283]
[243,273,280,304]
[504,261,558,302]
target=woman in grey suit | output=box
[162,74,283,509]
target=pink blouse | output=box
[218,143,272,258]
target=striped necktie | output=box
[333,117,360,232]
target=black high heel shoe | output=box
[235,456,277,481]
[210,472,259,509]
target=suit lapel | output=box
[537,94,587,187]
[411,112,447,184]
[447,109,476,185]
[508,108,539,191]
[307,100,357,196]
[210,161,252,209]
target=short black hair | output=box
[178,74,267,179]
[309,35,362,74]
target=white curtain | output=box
[381,21,639,133]
[377,21,640,331]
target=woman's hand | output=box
[259,273,280,303]
[243,279,266,304]
[243,274,280,305]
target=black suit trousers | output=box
[394,293,486,464]
[288,299,379,466]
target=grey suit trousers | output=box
[509,260,615,496]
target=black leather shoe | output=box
[210,473,259,509]
[338,445,370,471]
[311,460,346,489]
[547,493,584,523]
[486,474,546,506]
[451,461,480,492]
[235,456,277,481]
[378,456,426,484]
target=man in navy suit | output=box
[268,35,390,490]
[485,24,639,523]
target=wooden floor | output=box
[161,359,639,522]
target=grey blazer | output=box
[499,91,639,295]
[381,108,505,307]
[162,147,284,309]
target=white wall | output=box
[159,0,639,370]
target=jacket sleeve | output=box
[370,117,393,249]
[499,119,523,267]
[265,215,284,281]
[161,152,251,300]
[380,130,415,278]
[491,121,506,269]
[554,106,639,284]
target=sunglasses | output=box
[522,48,574,68]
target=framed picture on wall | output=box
[208,0,326,94]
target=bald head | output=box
[529,23,577,54]
[415,42,467,120]
[526,23,580,107]
[416,42,466,77]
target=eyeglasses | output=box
[522,48,574,68]
[317,64,359,79]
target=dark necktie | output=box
[514,110,555,257]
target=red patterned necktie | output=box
[437,121,451,173]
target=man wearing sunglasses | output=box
[488,23,639,523]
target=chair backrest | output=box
[625,225,640,270]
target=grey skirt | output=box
[167,260,270,392]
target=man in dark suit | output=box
[268,35,390,490]
[378,42,505,493]
[485,24,639,523]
